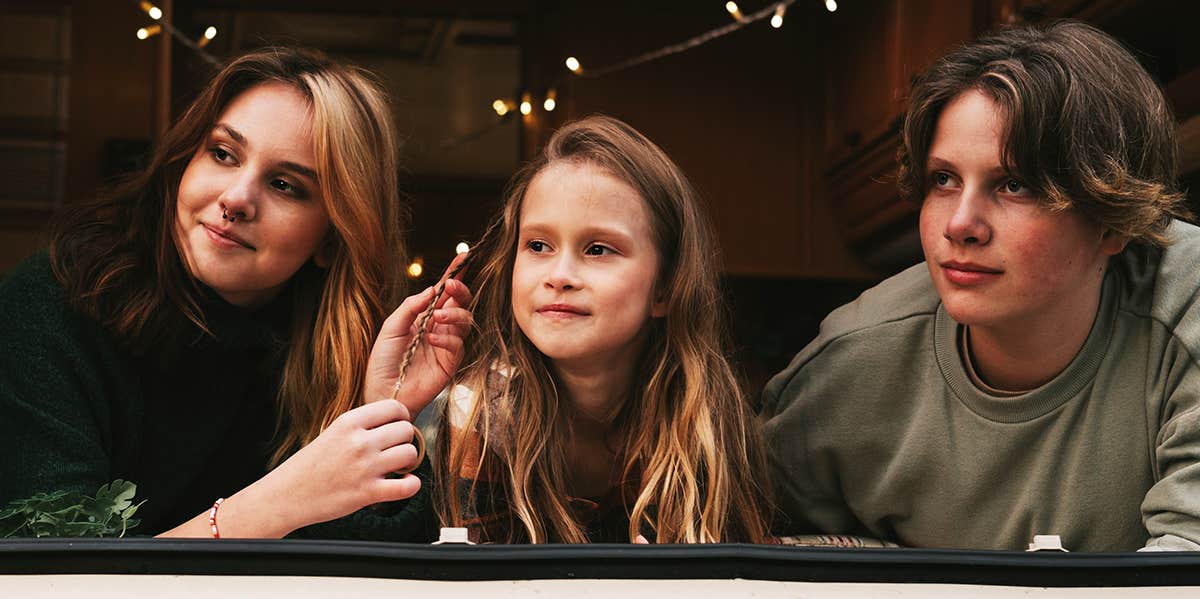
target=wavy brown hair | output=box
[437,115,771,544]
[898,20,1190,246]
[49,47,407,466]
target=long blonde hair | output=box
[438,115,770,543]
[50,48,406,466]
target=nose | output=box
[218,171,258,223]
[943,186,991,246]
[544,252,583,291]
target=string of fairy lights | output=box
[488,0,835,119]
[127,0,839,279]
[133,1,221,66]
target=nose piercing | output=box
[222,208,237,223]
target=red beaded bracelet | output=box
[208,498,225,539]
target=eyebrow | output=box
[519,223,637,243]
[927,155,1008,177]
[212,123,319,182]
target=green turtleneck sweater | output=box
[0,252,433,540]
[762,220,1200,552]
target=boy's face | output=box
[918,89,1126,334]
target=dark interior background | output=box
[2,0,1197,394]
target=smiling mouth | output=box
[538,304,589,317]
[202,223,255,250]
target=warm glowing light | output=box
[825,0,838,12]
[139,2,162,20]
[198,26,218,48]
[492,99,509,116]
[407,261,424,278]
[725,1,744,20]
[136,25,161,40]
[565,56,581,73]
[455,242,470,255]
[520,100,532,115]
[543,89,557,112]
[771,4,786,28]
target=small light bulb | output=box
[520,100,532,116]
[725,2,739,15]
[204,26,217,40]
[543,89,557,112]
[455,242,470,255]
[407,261,424,278]
[136,25,161,40]
[140,2,162,20]
[565,56,581,73]
[825,0,838,12]
[771,4,786,28]
[492,99,509,116]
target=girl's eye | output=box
[584,244,612,256]
[527,240,548,252]
[210,148,235,164]
[932,172,952,186]
[270,179,297,195]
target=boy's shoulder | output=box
[1115,220,1200,335]
[817,262,941,342]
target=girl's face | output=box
[918,89,1125,332]
[511,162,667,373]
[174,82,331,309]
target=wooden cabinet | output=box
[822,0,976,269]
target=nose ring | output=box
[222,208,237,223]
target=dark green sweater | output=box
[0,252,434,540]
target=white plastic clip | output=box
[432,527,475,545]
[1026,534,1068,552]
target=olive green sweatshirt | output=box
[762,221,1200,552]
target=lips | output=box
[537,303,589,318]
[202,223,255,250]
[939,260,1001,286]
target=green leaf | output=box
[0,481,143,538]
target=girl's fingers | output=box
[347,398,411,428]
[383,287,434,336]
[379,443,420,473]
[424,333,464,356]
[374,473,422,503]
[370,419,415,448]
[439,278,473,310]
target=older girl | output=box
[0,48,471,539]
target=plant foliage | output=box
[0,480,143,538]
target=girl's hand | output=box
[160,399,421,538]
[363,254,473,417]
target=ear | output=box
[313,235,337,268]
[1100,229,1130,257]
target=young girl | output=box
[426,115,771,544]
[0,48,471,539]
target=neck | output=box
[552,354,639,426]
[968,279,1105,391]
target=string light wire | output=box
[572,0,797,79]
